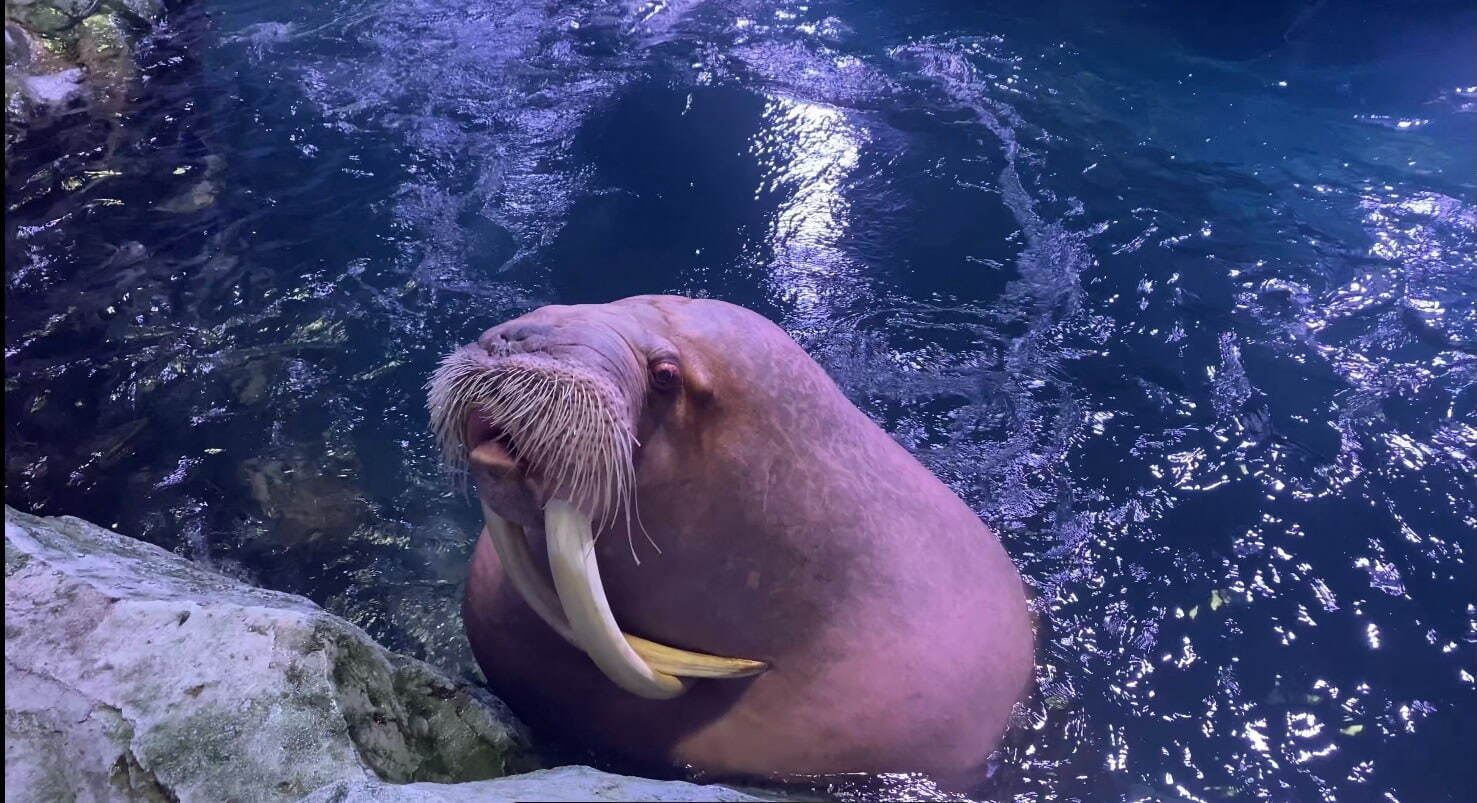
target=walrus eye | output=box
[650,360,681,392]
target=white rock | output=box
[4,506,534,803]
[15,68,86,105]
[298,765,770,802]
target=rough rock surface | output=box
[5,0,174,174]
[5,0,166,113]
[298,766,771,803]
[3,506,536,803]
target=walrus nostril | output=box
[479,322,554,352]
[506,323,553,341]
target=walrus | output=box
[427,295,1035,790]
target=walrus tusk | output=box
[480,502,768,686]
[619,636,769,679]
[545,499,689,699]
[481,503,576,641]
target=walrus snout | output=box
[477,321,556,354]
[427,332,769,700]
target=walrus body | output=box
[434,295,1034,790]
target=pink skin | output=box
[455,295,1035,791]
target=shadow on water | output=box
[5,0,1476,800]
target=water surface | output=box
[5,0,1475,799]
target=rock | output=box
[9,65,85,106]
[3,506,536,803]
[155,179,219,214]
[238,439,371,546]
[86,416,150,469]
[101,240,150,270]
[298,766,770,803]
[75,8,138,109]
[230,354,281,405]
[4,0,170,128]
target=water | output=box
[5,0,1475,799]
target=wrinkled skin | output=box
[459,295,1035,790]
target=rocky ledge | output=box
[3,506,766,802]
[300,767,767,802]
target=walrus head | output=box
[427,298,768,699]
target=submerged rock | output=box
[239,442,372,546]
[4,0,165,119]
[155,179,219,214]
[3,506,536,802]
[298,766,770,802]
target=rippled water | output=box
[6,0,1476,799]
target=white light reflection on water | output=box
[750,95,867,323]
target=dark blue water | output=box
[6,1,1475,799]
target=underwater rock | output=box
[240,447,372,545]
[297,766,768,803]
[74,6,138,108]
[3,0,169,124]
[7,64,86,107]
[155,179,219,214]
[101,240,150,269]
[3,506,537,803]
[86,416,151,470]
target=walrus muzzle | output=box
[428,350,767,699]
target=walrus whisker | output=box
[567,384,596,517]
[607,419,631,536]
[631,488,663,558]
[555,384,592,511]
[427,351,641,527]
[426,356,503,495]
